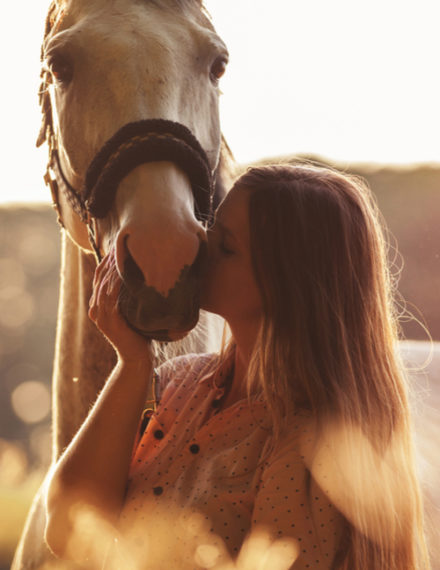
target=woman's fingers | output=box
[89,250,119,322]
[89,249,151,360]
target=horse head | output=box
[38,0,229,341]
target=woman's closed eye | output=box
[218,240,235,255]
[208,222,237,256]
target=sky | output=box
[1,0,439,204]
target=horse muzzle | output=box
[117,236,208,342]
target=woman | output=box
[44,164,430,569]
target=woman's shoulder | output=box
[157,352,218,378]
[156,352,218,394]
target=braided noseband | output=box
[44,119,214,259]
[84,119,213,220]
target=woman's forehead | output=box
[217,185,250,221]
[214,186,251,247]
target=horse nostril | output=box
[123,240,145,291]
[115,232,147,292]
[121,236,207,295]
[188,239,208,280]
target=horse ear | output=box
[43,1,63,38]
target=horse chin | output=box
[119,289,199,342]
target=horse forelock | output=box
[48,0,205,17]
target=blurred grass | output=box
[0,471,44,567]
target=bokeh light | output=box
[30,425,52,467]
[11,381,51,425]
[0,440,28,487]
[0,291,35,331]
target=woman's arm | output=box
[44,252,153,563]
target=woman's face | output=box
[200,185,263,328]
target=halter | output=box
[43,119,214,261]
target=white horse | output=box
[13,0,231,567]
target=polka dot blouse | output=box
[114,353,343,569]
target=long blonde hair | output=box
[234,163,430,569]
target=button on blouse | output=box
[154,429,164,440]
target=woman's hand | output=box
[89,249,151,364]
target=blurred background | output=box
[1,0,439,568]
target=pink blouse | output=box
[114,353,343,569]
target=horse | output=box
[12,0,231,567]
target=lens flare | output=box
[53,501,299,570]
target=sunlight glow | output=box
[1,0,439,205]
[57,502,299,570]
[205,0,440,166]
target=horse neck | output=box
[52,233,116,458]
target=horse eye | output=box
[47,53,73,84]
[210,56,228,82]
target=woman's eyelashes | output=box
[217,228,236,255]
[218,240,235,255]
[209,225,236,256]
